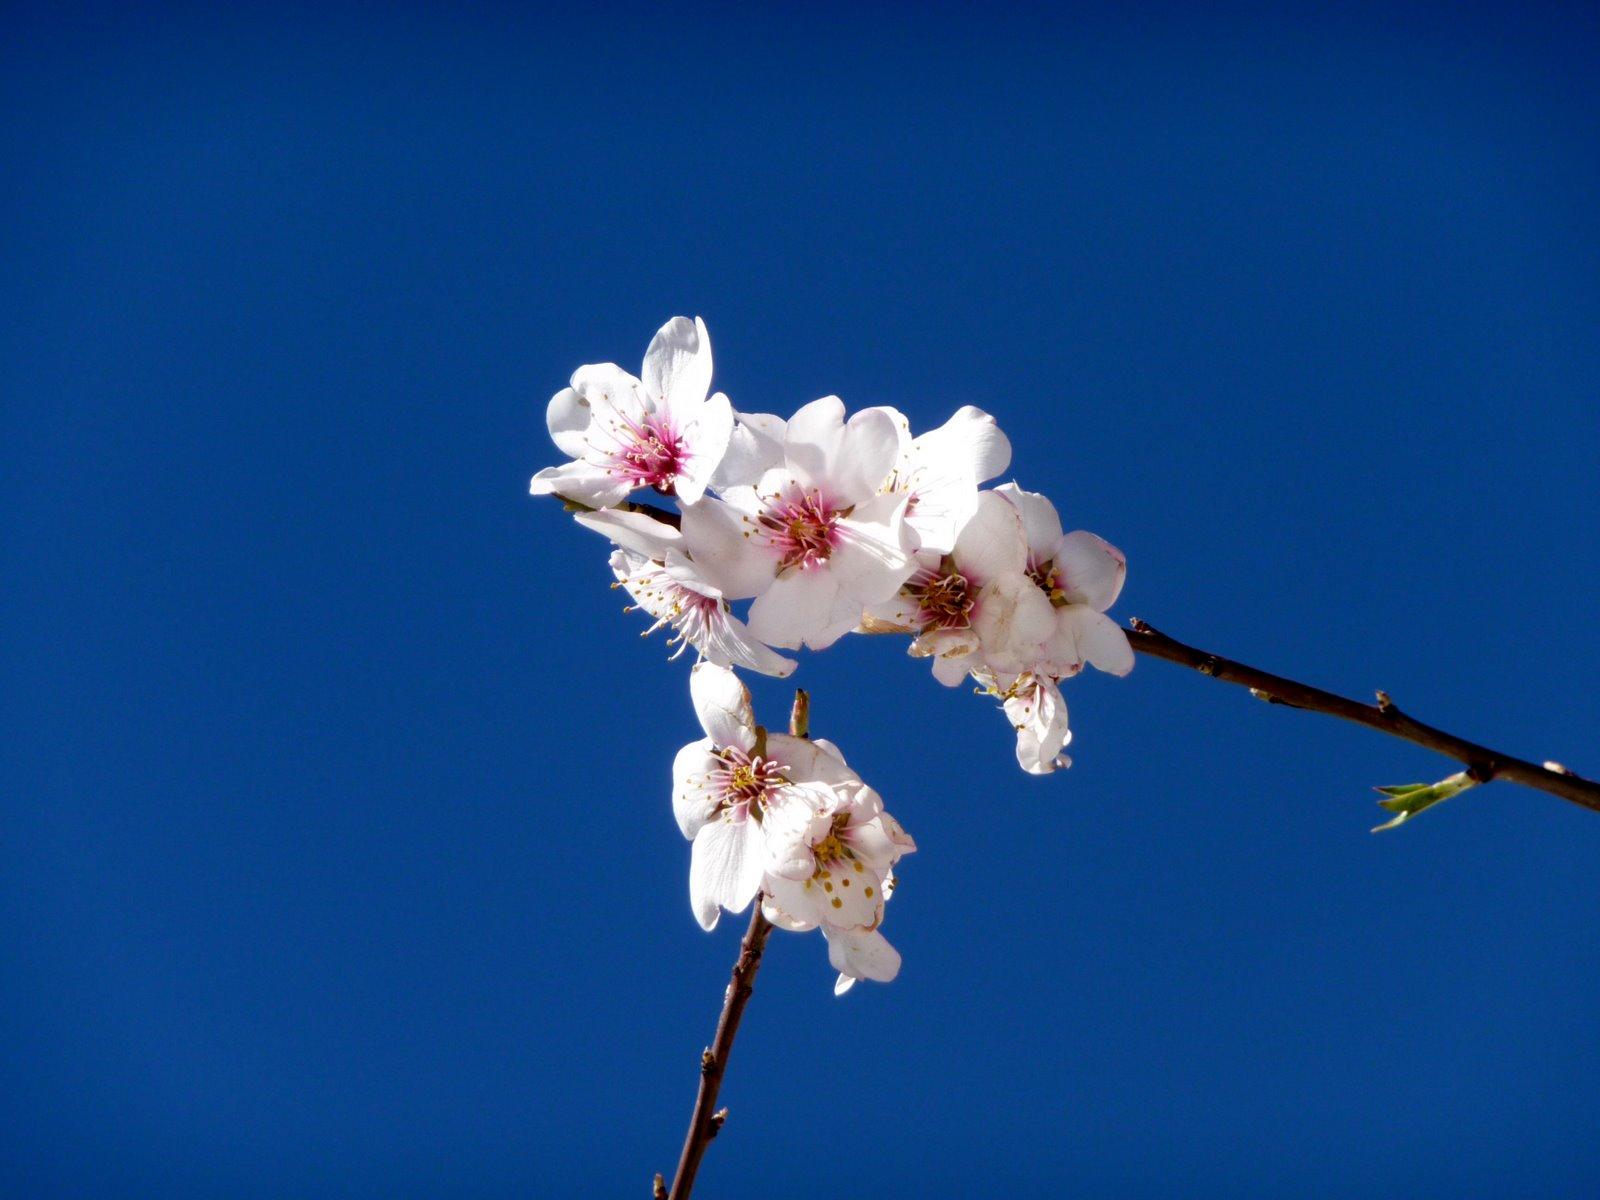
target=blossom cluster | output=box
[530,317,1132,986]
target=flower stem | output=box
[661,689,810,1200]
[1126,619,1600,815]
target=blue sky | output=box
[3,3,1598,1196]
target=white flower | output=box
[671,664,858,930]
[574,509,796,677]
[871,405,1013,554]
[531,317,733,508]
[867,491,1055,686]
[995,483,1134,678]
[762,774,914,934]
[977,669,1073,775]
[758,737,916,994]
[680,397,916,651]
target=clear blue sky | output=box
[4,3,1598,1196]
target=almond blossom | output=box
[673,663,859,930]
[867,490,1055,685]
[995,483,1134,678]
[760,739,916,993]
[574,509,796,678]
[680,397,916,651]
[977,669,1074,775]
[530,316,733,508]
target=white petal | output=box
[971,572,1056,673]
[673,390,734,504]
[829,493,915,604]
[833,973,857,996]
[994,482,1063,561]
[672,739,721,839]
[571,363,646,421]
[642,316,712,413]
[784,398,898,507]
[1003,676,1072,775]
[689,660,756,750]
[710,411,787,490]
[546,387,591,458]
[528,461,632,509]
[679,495,774,600]
[746,568,846,650]
[824,926,901,983]
[951,491,1028,584]
[1059,605,1135,676]
[908,405,1011,484]
[1055,530,1127,611]
[767,734,858,790]
[689,817,763,931]
[573,507,684,556]
[694,607,798,678]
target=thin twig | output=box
[661,689,811,1199]
[1126,619,1600,815]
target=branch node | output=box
[1467,760,1497,784]
[1128,616,1151,633]
[708,1107,729,1138]
[653,1173,668,1200]
[1198,656,1220,676]
[1545,760,1575,776]
[1375,690,1395,713]
[700,1048,715,1074]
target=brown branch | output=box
[1126,619,1600,815]
[661,689,811,1199]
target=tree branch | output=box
[1126,619,1600,815]
[661,689,810,1199]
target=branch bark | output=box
[662,689,810,1199]
[1126,619,1600,815]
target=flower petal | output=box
[824,926,902,983]
[528,461,632,509]
[679,495,775,600]
[689,817,763,931]
[673,390,734,504]
[747,567,852,650]
[784,398,898,507]
[642,316,712,413]
[689,660,756,750]
[546,386,591,458]
[971,572,1056,672]
[951,490,1028,584]
[573,507,684,556]
[711,411,787,490]
[672,739,721,839]
[1055,530,1127,611]
[994,482,1063,562]
[1059,605,1135,676]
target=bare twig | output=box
[661,689,811,1199]
[1126,619,1600,815]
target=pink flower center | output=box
[605,413,687,492]
[908,563,974,630]
[709,748,788,821]
[757,490,841,571]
